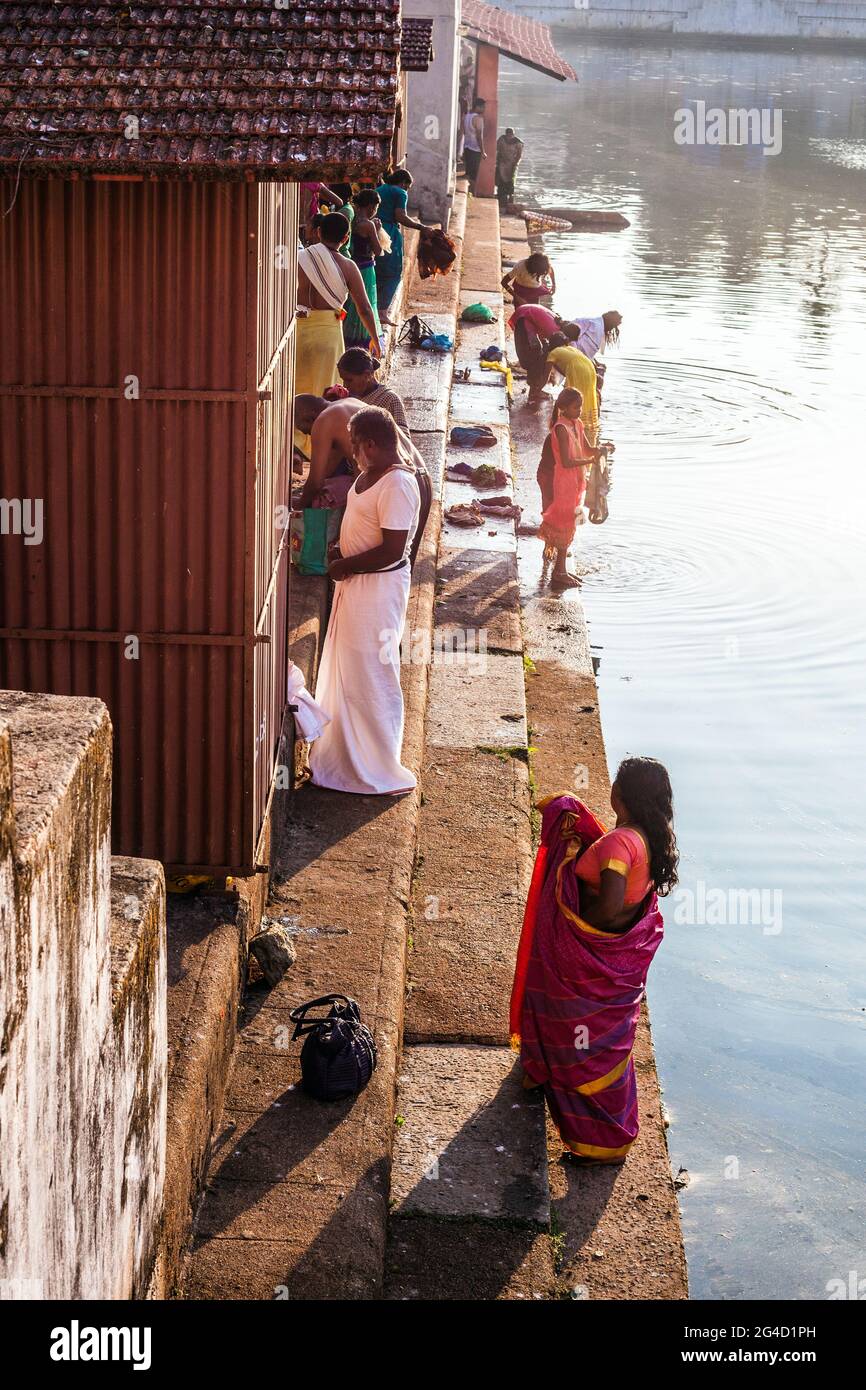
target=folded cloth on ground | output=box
[471,463,509,488]
[450,425,498,448]
[288,660,331,741]
[445,502,485,527]
[420,332,453,353]
[445,462,509,488]
[478,500,522,520]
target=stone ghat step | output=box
[385,1045,554,1301]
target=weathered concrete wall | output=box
[0,692,166,1300]
[502,0,866,41]
[406,0,462,224]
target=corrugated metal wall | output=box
[0,176,297,874]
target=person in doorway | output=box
[375,170,431,325]
[495,127,524,208]
[510,757,678,1163]
[296,212,380,401]
[337,348,410,431]
[308,408,422,796]
[511,302,560,404]
[502,252,555,310]
[462,98,487,195]
[342,189,386,351]
[546,333,599,441]
[536,388,603,589]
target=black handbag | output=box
[288,994,377,1102]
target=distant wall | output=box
[406,0,462,224]
[500,0,866,41]
[0,692,166,1300]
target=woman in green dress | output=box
[375,170,429,325]
[342,189,385,351]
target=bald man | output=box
[296,394,425,508]
[295,394,432,566]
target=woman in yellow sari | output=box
[546,333,599,442]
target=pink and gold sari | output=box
[510,794,664,1161]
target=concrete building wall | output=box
[405,0,462,225]
[500,0,866,41]
[0,692,166,1300]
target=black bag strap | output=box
[288,994,353,1040]
[397,313,435,347]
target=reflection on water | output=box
[502,38,866,1300]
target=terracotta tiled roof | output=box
[461,0,577,82]
[0,1,402,179]
[401,17,434,72]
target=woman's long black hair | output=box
[614,756,679,896]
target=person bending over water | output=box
[559,311,622,400]
[502,252,555,310]
[546,333,599,441]
[510,757,678,1163]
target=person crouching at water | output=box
[537,388,604,590]
[510,757,678,1164]
[502,252,555,310]
[308,407,421,796]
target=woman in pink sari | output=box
[510,757,678,1163]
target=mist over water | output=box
[500,37,866,1299]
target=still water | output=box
[500,37,866,1299]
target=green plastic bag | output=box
[290,508,331,576]
[461,301,495,324]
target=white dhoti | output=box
[309,466,420,795]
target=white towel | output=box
[298,243,348,312]
[287,660,331,742]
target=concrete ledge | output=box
[406,747,532,1045]
[109,856,167,1298]
[386,1219,554,1300]
[425,655,527,750]
[386,1046,553,1301]
[287,571,329,692]
[152,887,255,1297]
[434,548,523,656]
[390,1046,549,1225]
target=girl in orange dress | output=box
[538,388,602,590]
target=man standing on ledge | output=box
[309,408,421,797]
[496,128,524,209]
[462,98,487,196]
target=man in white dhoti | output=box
[309,407,421,795]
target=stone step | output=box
[386,1044,554,1300]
